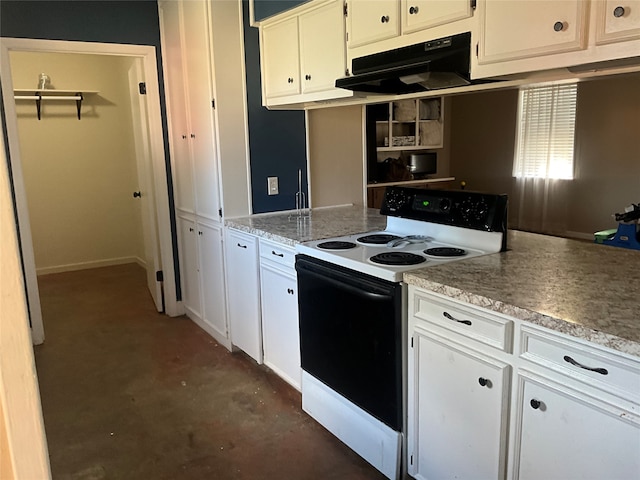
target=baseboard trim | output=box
[36,256,146,276]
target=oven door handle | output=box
[296,257,396,300]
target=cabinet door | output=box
[262,17,301,99]
[182,0,221,220]
[408,330,510,480]
[596,0,640,44]
[158,1,194,214]
[225,230,262,363]
[299,1,347,95]
[178,216,201,319]
[347,0,400,48]
[513,372,640,479]
[197,222,228,340]
[479,0,588,64]
[260,263,301,390]
[401,0,473,34]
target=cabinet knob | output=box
[198,231,203,235]
[287,288,294,294]
[236,243,247,249]
[190,133,195,138]
[530,399,542,410]
[133,191,141,198]
[305,74,311,80]
[409,6,419,14]
[182,134,187,139]
[189,227,194,232]
[613,5,625,17]
[478,377,490,387]
[380,15,390,23]
[287,77,294,84]
[553,21,565,32]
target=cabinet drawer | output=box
[259,238,296,269]
[411,289,513,352]
[520,325,640,402]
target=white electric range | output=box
[295,186,508,479]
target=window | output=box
[513,83,578,180]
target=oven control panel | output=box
[380,186,507,233]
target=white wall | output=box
[9,51,145,274]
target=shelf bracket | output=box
[36,93,42,120]
[76,92,83,120]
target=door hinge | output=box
[471,0,477,10]
[211,99,215,109]
[343,1,348,17]
[156,270,163,282]
[139,82,147,95]
[218,208,223,218]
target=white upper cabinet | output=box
[401,0,473,34]
[473,0,640,79]
[478,0,588,64]
[595,0,640,44]
[262,17,301,99]
[260,0,351,107]
[347,0,400,47]
[158,0,194,214]
[299,1,348,94]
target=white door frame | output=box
[0,37,181,344]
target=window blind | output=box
[513,83,577,180]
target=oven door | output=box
[295,254,403,431]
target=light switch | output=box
[267,176,279,195]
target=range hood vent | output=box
[336,32,490,94]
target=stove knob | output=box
[439,198,452,213]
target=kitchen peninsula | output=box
[226,207,640,354]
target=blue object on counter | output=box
[600,223,640,251]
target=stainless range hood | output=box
[336,32,491,94]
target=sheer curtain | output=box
[511,83,577,236]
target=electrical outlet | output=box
[267,176,279,195]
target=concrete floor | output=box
[34,263,386,480]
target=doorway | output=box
[0,38,180,345]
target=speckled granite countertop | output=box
[225,205,387,247]
[405,230,640,356]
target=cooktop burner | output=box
[424,247,468,257]
[317,241,357,250]
[357,234,401,245]
[370,252,427,266]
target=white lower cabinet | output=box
[224,228,262,363]
[177,214,229,346]
[408,286,640,480]
[408,329,510,480]
[259,239,301,391]
[512,370,640,480]
[178,216,202,319]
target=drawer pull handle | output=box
[443,311,472,326]
[563,355,609,375]
[530,399,542,410]
[236,243,247,249]
[478,377,491,387]
[272,250,284,257]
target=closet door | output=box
[182,0,222,221]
